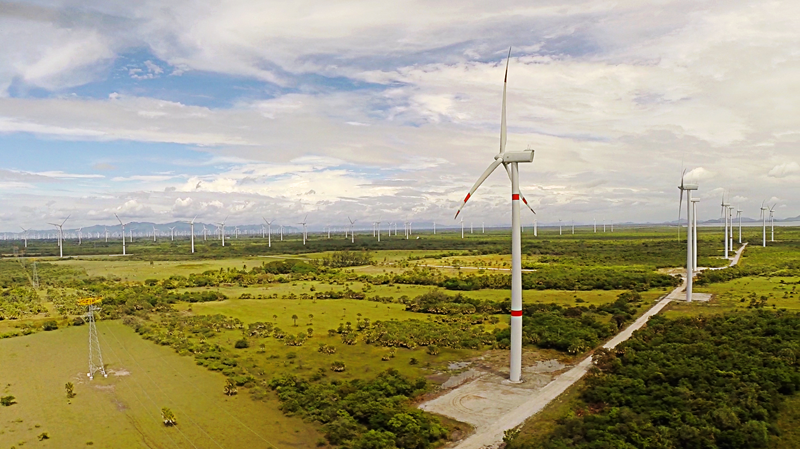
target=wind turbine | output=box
[760,201,768,247]
[105,227,108,243]
[187,216,197,253]
[347,217,355,243]
[736,207,742,244]
[216,216,228,247]
[298,215,308,245]
[48,216,70,258]
[769,203,776,242]
[152,225,158,242]
[678,170,698,302]
[594,218,597,233]
[534,218,538,237]
[452,48,535,383]
[720,193,730,259]
[168,226,175,241]
[114,214,127,256]
[691,198,699,272]
[280,225,284,241]
[263,218,273,248]
[19,227,28,248]
[77,227,83,245]
[460,218,464,238]
[571,220,574,235]
[202,225,208,241]
[376,219,382,242]
[559,219,562,235]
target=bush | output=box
[234,339,249,349]
[72,317,85,326]
[42,320,58,331]
[0,395,15,406]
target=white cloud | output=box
[768,162,800,178]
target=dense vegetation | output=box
[509,311,800,449]
[269,369,447,448]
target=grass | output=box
[663,276,800,319]
[0,321,320,448]
[175,297,483,380]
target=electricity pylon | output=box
[32,260,39,289]
[78,297,107,380]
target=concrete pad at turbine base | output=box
[419,360,568,431]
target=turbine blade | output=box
[61,215,70,226]
[500,47,511,154]
[454,159,503,219]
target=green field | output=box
[0,321,319,448]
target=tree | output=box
[224,378,238,396]
[65,382,76,399]
[161,407,177,426]
[308,313,314,323]
[273,314,277,322]
[331,360,346,372]
[292,314,299,326]
[307,328,314,337]
[234,339,249,349]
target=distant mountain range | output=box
[6,215,800,236]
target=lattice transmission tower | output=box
[32,260,39,289]
[78,297,107,380]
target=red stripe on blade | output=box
[511,310,523,317]
[464,193,471,202]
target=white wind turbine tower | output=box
[727,205,734,251]
[77,228,83,245]
[48,216,70,258]
[263,218,274,248]
[534,219,538,237]
[433,221,436,235]
[217,216,228,247]
[470,222,474,234]
[720,193,730,259]
[19,227,28,248]
[152,225,158,242]
[759,201,768,247]
[594,218,597,233]
[453,48,535,383]
[482,221,485,233]
[769,203,776,242]
[347,217,355,243]
[678,170,698,302]
[169,226,176,241]
[105,227,108,242]
[280,225,284,241]
[691,198,699,272]
[202,225,208,241]
[736,207,742,244]
[114,214,127,256]
[376,219,382,242]
[298,215,308,245]
[187,216,197,254]
[460,218,465,238]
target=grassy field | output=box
[0,321,319,449]
[176,297,485,381]
[662,276,800,319]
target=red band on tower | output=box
[511,310,523,317]
[512,194,520,201]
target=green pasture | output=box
[0,321,319,449]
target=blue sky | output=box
[0,0,798,232]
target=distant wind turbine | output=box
[263,218,273,248]
[347,217,355,243]
[187,216,197,253]
[769,203,776,242]
[19,226,28,248]
[216,216,229,247]
[298,215,308,245]
[48,215,70,258]
[678,170,698,302]
[114,214,127,256]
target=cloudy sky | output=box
[0,0,798,231]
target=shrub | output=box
[234,339,249,349]
[72,317,85,326]
[42,320,58,331]
[0,395,15,406]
